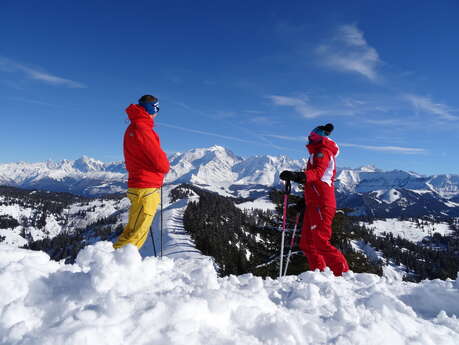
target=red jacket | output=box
[124,104,170,188]
[303,137,339,208]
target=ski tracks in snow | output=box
[140,191,205,261]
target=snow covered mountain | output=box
[0,147,304,197]
[334,167,459,217]
[167,146,305,199]
[1,145,458,216]
[0,156,126,196]
[335,167,459,199]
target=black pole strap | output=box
[285,179,292,195]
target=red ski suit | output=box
[299,137,349,276]
[124,104,170,188]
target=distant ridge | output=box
[0,145,458,216]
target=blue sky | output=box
[1,0,458,175]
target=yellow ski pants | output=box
[113,187,160,249]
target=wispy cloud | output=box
[341,143,426,154]
[341,97,367,108]
[263,133,426,154]
[158,122,300,152]
[171,101,212,118]
[264,134,306,142]
[243,110,264,115]
[268,95,325,118]
[0,56,86,88]
[9,97,61,108]
[316,24,381,81]
[173,101,195,112]
[215,111,237,119]
[404,93,457,120]
[158,122,269,146]
[249,116,279,126]
[363,118,404,126]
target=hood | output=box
[126,104,154,127]
[306,136,340,157]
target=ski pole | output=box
[283,212,300,277]
[149,222,157,257]
[160,186,163,258]
[279,180,291,278]
[149,187,160,257]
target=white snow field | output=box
[360,218,453,242]
[1,242,459,345]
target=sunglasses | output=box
[153,101,160,113]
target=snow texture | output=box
[1,242,459,345]
[0,197,131,247]
[351,240,411,278]
[235,196,277,212]
[139,185,204,260]
[360,219,453,242]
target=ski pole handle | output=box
[285,179,291,195]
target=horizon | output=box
[1,1,458,175]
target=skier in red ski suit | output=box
[280,124,349,276]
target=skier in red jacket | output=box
[114,95,170,249]
[280,123,349,276]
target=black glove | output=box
[295,197,306,214]
[279,170,306,184]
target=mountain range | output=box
[1,145,458,217]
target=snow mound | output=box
[1,242,459,345]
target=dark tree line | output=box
[24,229,87,262]
[24,223,124,263]
[0,186,85,229]
[351,223,459,281]
[0,215,20,229]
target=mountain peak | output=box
[209,145,225,151]
[73,156,105,172]
[358,164,380,172]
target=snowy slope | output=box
[359,219,453,242]
[0,192,130,247]
[139,185,205,261]
[1,242,459,345]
